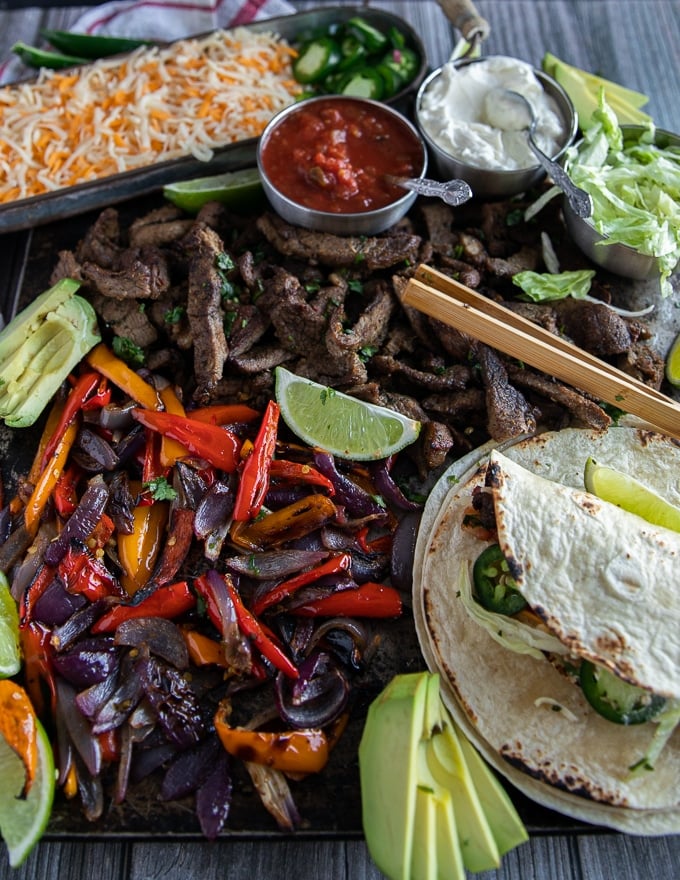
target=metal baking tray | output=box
[0,5,427,235]
[0,191,596,841]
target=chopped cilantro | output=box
[112,336,145,367]
[143,476,177,501]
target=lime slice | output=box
[275,366,421,460]
[665,332,680,386]
[584,457,680,531]
[0,715,55,867]
[163,168,264,214]
[0,573,20,679]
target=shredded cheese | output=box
[0,29,302,204]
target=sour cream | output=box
[418,56,567,171]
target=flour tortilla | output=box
[413,426,680,834]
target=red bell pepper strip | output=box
[355,526,393,554]
[269,459,336,495]
[57,544,125,602]
[91,580,196,633]
[290,581,403,618]
[233,400,280,522]
[80,375,111,411]
[223,577,298,680]
[141,427,167,487]
[19,622,56,718]
[54,464,81,518]
[20,563,57,626]
[188,404,260,425]
[253,552,352,616]
[131,409,241,472]
[39,372,101,471]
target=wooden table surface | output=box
[0,1,679,877]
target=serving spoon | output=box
[484,88,593,218]
[386,175,473,207]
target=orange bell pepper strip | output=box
[214,702,329,774]
[132,409,241,472]
[117,497,169,595]
[158,384,189,468]
[85,342,161,410]
[24,420,79,536]
[188,404,260,425]
[181,627,230,668]
[229,494,337,551]
[0,680,39,795]
[19,622,55,718]
[233,400,280,522]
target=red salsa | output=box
[260,97,424,214]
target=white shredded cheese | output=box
[0,28,302,204]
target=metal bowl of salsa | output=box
[256,94,428,235]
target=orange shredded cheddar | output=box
[0,28,302,204]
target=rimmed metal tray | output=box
[0,5,427,235]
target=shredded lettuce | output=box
[563,92,680,297]
[512,268,655,316]
[513,269,596,302]
[628,699,680,778]
[458,565,569,660]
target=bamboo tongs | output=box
[401,265,680,440]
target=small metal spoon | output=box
[485,88,592,218]
[387,175,473,207]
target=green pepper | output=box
[12,42,87,69]
[381,46,419,84]
[346,17,389,53]
[337,35,367,71]
[375,62,404,99]
[579,660,666,725]
[292,36,342,84]
[340,67,385,100]
[40,29,152,59]
[472,544,527,616]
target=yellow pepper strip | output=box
[158,385,189,468]
[63,762,78,799]
[85,343,161,410]
[214,702,329,774]
[9,396,65,516]
[117,496,169,595]
[24,421,78,536]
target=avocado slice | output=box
[427,722,501,872]
[0,291,100,428]
[0,278,81,363]
[411,786,438,880]
[456,722,529,856]
[359,672,429,880]
[542,53,649,108]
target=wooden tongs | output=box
[401,265,680,441]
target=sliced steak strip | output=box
[510,368,611,431]
[477,345,537,441]
[182,223,229,403]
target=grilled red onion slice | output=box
[370,456,423,512]
[160,734,222,801]
[73,427,119,472]
[224,549,329,580]
[313,451,388,520]
[55,677,102,776]
[44,477,110,566]
[275,650,350,728]
[114,617,189,670]
[196,750,233,840]
[51,637,119,688]
[390,510,422,593]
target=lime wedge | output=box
[0,715,55,867]
[584,457,680,532]
[163,168,264,214]
[665,331,680,387]
[275,366,421,461]
[0,573,20,679]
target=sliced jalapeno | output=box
[346,17,389,53]
[472,544,527,617]
[579,660,666,725]
[12,42,87,69]
[337,35,367,71]
[40,29,152,59]
[292,36,342,84]
[339,67,385,101]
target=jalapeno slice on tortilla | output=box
[579,660,666,725]
[472,543,527,616]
